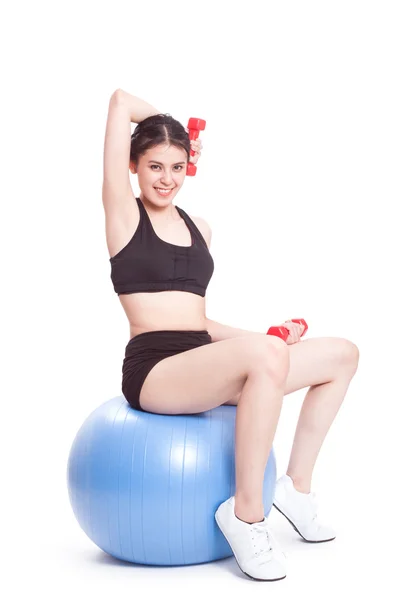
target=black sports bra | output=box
[109,197,214,297]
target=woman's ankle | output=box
[234,494,264,524]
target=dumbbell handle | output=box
[186,117,206,177]
[267,319,308,342]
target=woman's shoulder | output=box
[190,214,212,249]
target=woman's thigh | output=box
[284,336,359,395]
[223,336,359,404]
[132,333,287,415]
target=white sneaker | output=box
[273,474,336,543]
[215,495,287,581]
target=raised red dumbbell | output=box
[267,319,308,342]
[186,118,206,176]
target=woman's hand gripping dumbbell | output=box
[186,118,206,176]
[267,319,308,345]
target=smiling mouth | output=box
[154,187,175,195]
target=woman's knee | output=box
[244,335,290,384]
[338,338,360,373]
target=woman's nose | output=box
[160,171,173,183]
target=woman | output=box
[102,89,359,582]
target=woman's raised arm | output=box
[102,89,159,213]
[115,88,160,124]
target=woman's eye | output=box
[150,165,183,171]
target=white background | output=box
[2,0,399,597]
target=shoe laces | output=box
[250,520,286,560]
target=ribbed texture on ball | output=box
[67,396,276,566]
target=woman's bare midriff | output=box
[118,292,208,340]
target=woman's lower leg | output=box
[234,369,286,523]
[286,369,357,493]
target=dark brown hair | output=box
[130,114,190,165]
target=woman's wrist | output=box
[114,89,160,124]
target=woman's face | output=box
[130,143,188,204]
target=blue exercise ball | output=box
[67,395,277,566]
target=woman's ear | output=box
[129,161,137,175]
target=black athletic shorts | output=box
[121,329,212,412]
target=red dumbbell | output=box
[267,319,308,342]
[186,118,206,176]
